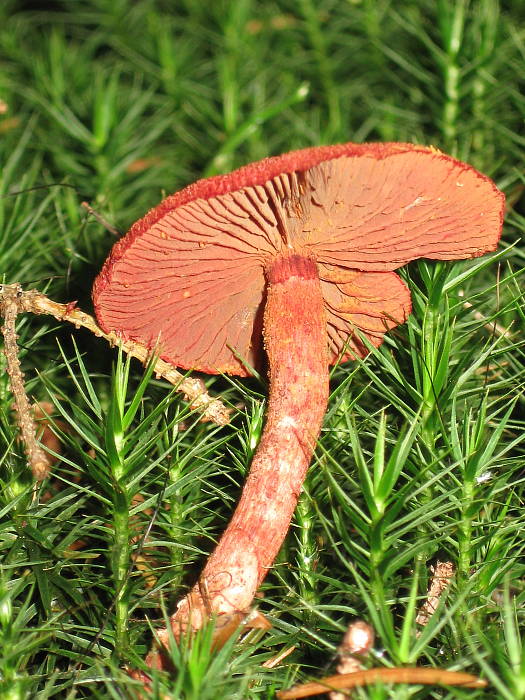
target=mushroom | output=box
[92,142,504,654]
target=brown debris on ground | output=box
[329,620,374,700]
[416,560,455,628]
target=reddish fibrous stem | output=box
[148,254,329,664]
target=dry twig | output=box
[458,289,512,339]
[261,645,297,670]
[0,285,51,479]
[276,668,487,699]
[0,283,230,426]
[81,201,121,237]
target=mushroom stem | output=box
[152,254,329,659]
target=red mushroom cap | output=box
[93,142,504,376]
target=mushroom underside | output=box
[91,144,504,667]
